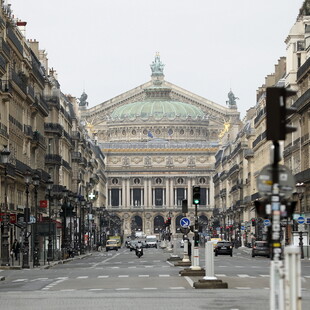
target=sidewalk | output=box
[0,252,92,271]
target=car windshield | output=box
[217,242,231,246]
[107,240,117,244]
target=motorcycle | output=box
[136,247,143,258]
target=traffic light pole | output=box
[270,141,284,310]
[190,202,201,271]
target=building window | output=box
[200,188,206,205]
[133,188,141,206]
[176,188,185,206]
[155,188,163,206]
[48,138,53,154]
[112,178,119,185]
[111,188,120,206]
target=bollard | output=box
[203,241,217,280]
[190,240,201,271]
[182,239,190,263]
[284,246,302,310]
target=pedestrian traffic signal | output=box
[266,87,297,141]
[193,186,200,205]
[251,219,256,226]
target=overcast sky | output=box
[10,0,304,119]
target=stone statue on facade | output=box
[150,52,165,76]
[226,90,239,107]
[79,91,89,107]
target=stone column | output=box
[170,177,174,208]
[144,178,148,207]
[126,178,130,208]
[148,178,152,207]
[122,179,126,207]
[165,178,170,207]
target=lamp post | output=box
[61,188,69,257]
[1,145,11,266]
[80,197,86,254]
[46,176,54,262]
[296,182,305,259]
[32,173,40,267]
[74,195,79,254]
[22,170,32,268]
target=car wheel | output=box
[215,253,218,256]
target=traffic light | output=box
[266,87,297,141]
[193,186,200,205]
[166,217,171,226]
[251,219,256,226]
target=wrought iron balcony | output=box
[7,27,23,56]
[45,154,62,165]
[11,71,27,94]
[23,124,33,138]
[44,123,63,136]
[0,37,11,59]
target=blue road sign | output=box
[307,218,310,224]
[241,226,245,230]
[297,216,305,224]
[180,217,191,228]
[264,219,271,226]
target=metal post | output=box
[270,141,284,310]
[191,203,201,270]
[80,198,86,254]
[46,176,53,262]
[1,163,10,266]
[32,174,40,267]
[22,171,31,269]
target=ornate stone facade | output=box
[80,55,240,236]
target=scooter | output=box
[136,247,143,258]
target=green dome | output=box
[110,100,204,121]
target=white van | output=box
[145,235,157,248]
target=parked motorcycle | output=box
[136,247,143,258]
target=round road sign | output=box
[297,216,305,224]
[257,164,295,198]
[180,217,191,228]
[263,219,271,226]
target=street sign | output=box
[241,226,245,230]
[297,216,305,224]
[257,164,295,198]
[264,219,271,226]
[180,217,191,228]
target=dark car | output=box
[252,241,270,258]
[214,241,233,256]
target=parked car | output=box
[252,241,270,258]
[214,241,233,257]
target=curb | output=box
[193,279,228,289]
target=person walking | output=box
[12,239,20,261]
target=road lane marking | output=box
[77,276,88,279]
[118,275,129,278]
[215,274,227,277]
[139,275,149,277]
[116,288,130,290]
[260,275,270,277]
[159,275,170,277]
[98,276,109,278]
[128,266,136,269]
[237,274,250,278]
[61,289,76,292]
[184,276,194,287]
[12,279,27,282]
[170,287,185,290]
[89,289,104,291]
[236,287,251,289]
[143,287,157,290]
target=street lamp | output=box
[1,145,10,266]
[61,188,69,257]
[46,175,54,262]
[296,182,305,259]
[32,173,40,267]
[22,170,32,268]
[80,197,86,254]
[74,195,79,253]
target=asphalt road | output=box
[0,245,309,310]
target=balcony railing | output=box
[0,54,6,71]
[7,27,23,56]
[45,154,62,165]
[44,123,63,136]
[0,37,11,59]
[11,71,27,94]
[0,122,8,138]
[297,56,310,81]
[23,124,33,138]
